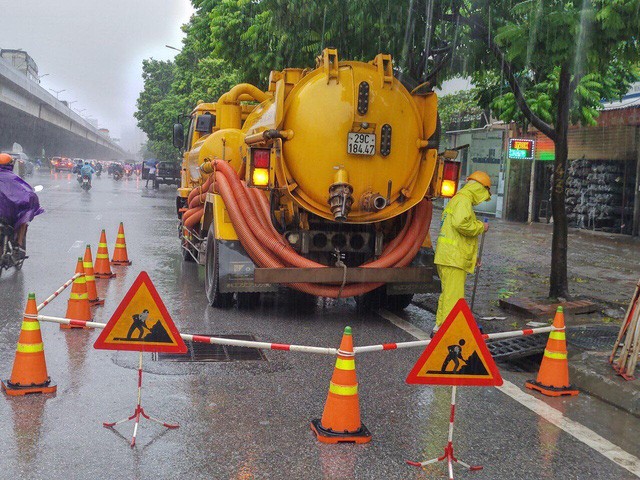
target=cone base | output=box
[95,272,116,279]
[525,380,579,397]
[2,379,57,396]
[89,298,105,306]
[310,418,371,444]
[111,260,132,266]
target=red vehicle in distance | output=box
[51,157,74,172]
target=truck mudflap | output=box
[218,240,278,294]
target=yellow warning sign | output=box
[406,299,502,386]
[94,272,187,353]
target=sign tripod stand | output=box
[103,351,179,447]
[405,299,503,478]
[406,386,482,479]
[93,272,188,448]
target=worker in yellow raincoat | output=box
[433,171,491,336]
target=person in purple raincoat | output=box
[0,153,44,251]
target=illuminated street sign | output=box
[508,138,535,160]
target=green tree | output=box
[438,0,640,298]
[438,88,485,131]
[134,59,183,162]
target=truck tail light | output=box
[252,168,269,186]
[249,148,271,187]
[253,149,270,168]
[441,160,461,198]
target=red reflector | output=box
[443,160,460,181]
[253,149,270,168]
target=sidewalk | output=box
[413,213,640,416]
[415,214,640,328]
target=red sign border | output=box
[406,299,503,386]
[93,271,187,353]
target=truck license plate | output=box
[347,133,376,156]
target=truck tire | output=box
[355,287,385,313]
[205,225,234,308]
[237,292,260,309]
[386,293,414,311]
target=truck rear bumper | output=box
[254,267,434,284]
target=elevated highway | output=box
[0,59,126,159]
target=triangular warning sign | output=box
[94,272,187,353]
[406,299,502,386]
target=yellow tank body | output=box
[242,50,439,224]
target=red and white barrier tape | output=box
[36,314,556,356]
[36,315,339,356]
[37,273,82,311]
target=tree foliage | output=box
[438,88,485,131]
[435,0,639,297]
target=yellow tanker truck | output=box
[172,49,461,310]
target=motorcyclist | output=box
[95,162,103,176]
[79,161,95,186]
[112,162,124,179]
[0,153,44,252]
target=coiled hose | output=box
[181,159,432,298]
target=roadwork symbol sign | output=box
[94,271,187,353]
[406,299,503,386]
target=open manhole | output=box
[153,334,267,362]
[566,325,619,351]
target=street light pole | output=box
[165,45,182,52]
[48,88,66,100]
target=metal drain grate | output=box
[153,334,267,362]
[487,335,547,361]
[566,325,619,351]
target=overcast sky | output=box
[0,0,194,153]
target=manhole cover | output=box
[487,335,547,361]
[153,334,267,362]
[566,325,619,351]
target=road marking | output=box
[378,308,640,478]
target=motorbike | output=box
[0,222,26,276]
[81,175,91,191]
[113,170,123,181]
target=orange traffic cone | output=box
[83,245,104,306]
[111,222,132,266]
[2,293,57,396]
[526,306,579,396]
[61,257,93,329]
[311,326,371,444]
[94,229,116,279]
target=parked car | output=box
[154,161,181,189]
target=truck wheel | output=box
[205,225,234,308]
[386,293,414,311]
[237,292,260,309]
[355,287,385,313]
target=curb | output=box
[569,350,640,417]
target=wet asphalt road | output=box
[1,171,639,480]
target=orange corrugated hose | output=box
[181,159,432,298]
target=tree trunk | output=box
[549,65,572,299]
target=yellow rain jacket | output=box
[434,181,490,274]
